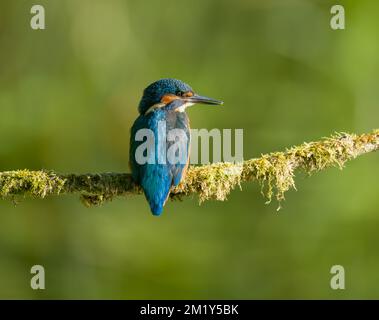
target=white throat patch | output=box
[176,102,194,113]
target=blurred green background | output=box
[0,0,378,299]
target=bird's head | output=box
[138,78,223,115]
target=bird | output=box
[129,78,223,216]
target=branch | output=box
[0,129,378,207]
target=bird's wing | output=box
[130,111,173,215]
[168,113,191,187]
[129,111,190,215]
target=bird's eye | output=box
[176,91,184,97]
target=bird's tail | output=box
[149,202,164,216]
[142,180,171,216]
[140,166,172,216]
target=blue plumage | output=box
[129,79,223,216]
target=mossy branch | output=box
[0,129,378,207]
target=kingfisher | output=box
[129,78,223,216]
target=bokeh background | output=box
[0,0,378,299]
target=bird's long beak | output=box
[186,94,223,106]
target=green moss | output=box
[80,194,108,207]
[0,170,66,200]
[63,173,141,207]
[174,130,379,208]
[173,162,243,203]
[0,130,377,208]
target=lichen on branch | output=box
[0,129,378,207]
